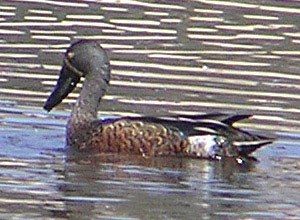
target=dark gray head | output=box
[44,40,110,112]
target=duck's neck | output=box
[69,73,108,126]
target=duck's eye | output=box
[67,52,75,59]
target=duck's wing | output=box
[103,113,272,157]
[170,113,273,155]
[171,113,252,125]
[102,113,253,137]
[100,113,273,157]
[174,113,273,156]
[101,114,227,136]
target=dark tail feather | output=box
[233,139,273,156]
[173,113,252,125]
[221,114,252,125]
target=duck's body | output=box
[44,40,272,160]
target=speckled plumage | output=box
[69,119,187,157]
[44,40,272,160]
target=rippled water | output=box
[1,0,300,219]
[1,114,300,219]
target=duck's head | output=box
[43,40,110,112]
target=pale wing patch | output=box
[187,135,222,159]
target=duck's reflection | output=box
[58,148,258,220]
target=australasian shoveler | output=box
[44,40,272,161]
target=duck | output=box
[44,40,272,160]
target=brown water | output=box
[0,0,300,219]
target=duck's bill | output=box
[43,66,80,112]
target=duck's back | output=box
[90,119,186,157]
